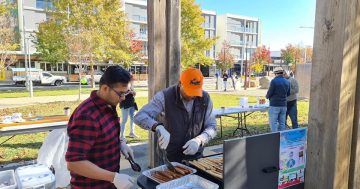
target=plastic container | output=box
[15,164,55,189]
[0,170,17,189]
[239,97,249,108]
[156,175,219,189]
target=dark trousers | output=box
[286,100,298,129]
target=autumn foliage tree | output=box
[281,44,302,65]
[305,47,313,63]
[181,0,216,68]
[250,45,271,74]
[216,41,235,71]
[0,1,19,78]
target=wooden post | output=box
[305,0,360,188]
[147,0,181,168]
[349,47,360,188]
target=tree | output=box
[33,20,68,65]
[0,1,19,76]
[216,41,235,71]
[281,44,301,65]
[216,41,236,90]
[250,45,271,74]
[181,0,216,69]
[34,0,137,88]
[305,47,313,63]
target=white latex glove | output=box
[112,173,134,189]
[182,137,202,155]
[183,133,209,155]
[120,140,134,159]
[156,125,170,150]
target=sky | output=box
[195,0,316,51]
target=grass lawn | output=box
[0,94,309,164]
[0,86,147,98]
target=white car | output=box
[85,71,103,84]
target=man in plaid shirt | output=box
[66,66,134,189]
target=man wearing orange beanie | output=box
[134,68,217,162]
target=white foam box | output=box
[15,164,55,189]
[0,170,17,189]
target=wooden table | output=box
[0,115,69,144]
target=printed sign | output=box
[278,128,307,189]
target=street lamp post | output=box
[22,12,33,97]
[244,43,248,90]
[26,38,33,97]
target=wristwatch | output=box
[151,122,163,132]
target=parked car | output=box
[85,70,103,84]
[11,68,67,86]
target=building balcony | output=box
[130,15,147,23]
[229,41,245,46]
[133,33,148,41]
[203,23,215,29]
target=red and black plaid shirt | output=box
[66,91,120,189]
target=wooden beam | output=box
[166,0,181,85]
[305,0,360,188]
[147,0,181,168]
[349,41,360,189]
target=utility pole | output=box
[27,38,33,97]
[22,16,33,97]
[244,43,248,90]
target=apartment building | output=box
[1,0,261,79]
[216,14,261,75]
[201,10,217,77]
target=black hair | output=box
[99,65,131,87]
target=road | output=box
[0,81,148,91]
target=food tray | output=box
[188,154,223,182]
[142,162,196,184]
[156,175,219,189]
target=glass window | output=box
[64,64,68,72]
[19,61,25,68]
[46,63,51,71]
[40,63,46,70]
[36,0,53,10]
[36,0,45,9]
[58,63,63,71]
[42,73,52,77]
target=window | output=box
[42,73,52,77]
[18,62,25,68]
[36,0,54,10]
[40,63,46,70]
[132,15,141,21]
[46,63,51,71]
[57,63,63,71]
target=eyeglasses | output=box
[110,88,130,98]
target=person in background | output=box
[222,72,229,91]
[66,66,134,189]
[266,67,290,132]
[284,70,299,129]
[120,74,138,138]
[134,68,217,162]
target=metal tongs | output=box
[156,130,177,173]
[126,155,141,172]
